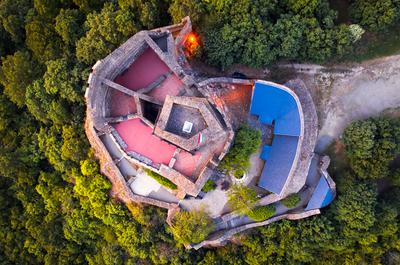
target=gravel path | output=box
[285,55,400,152]
[180,188,229,218]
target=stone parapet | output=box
[258,193,284,206]
[105,113,138,123]
[166,205,181,226]
[198,77,253,88]
[159,165,198,195]
[102,78,136,97]
[319,155,336,197]
[281,79,319,197]
[192,167,213,193]
[136,71,172,94]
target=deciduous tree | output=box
[227,184,258,215]
[0,50,40,107]
[351,0,400,31]
[170,209,214,245]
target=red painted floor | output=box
[110,90,137,116]
[113,118,176,165]
[173,150,201,178]
[147,74,184,102]
[113,118,202,177]
[114,48,170,91]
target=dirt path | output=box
[277,55,400,152]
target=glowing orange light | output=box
[187,33,197,44]
[184,32,200,58]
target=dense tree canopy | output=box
[170,209,214,245]
[0,1,399,264]
[343,118,400,179]
[0,50,40,107]
[350,0,400,31]
[177,0,365,68]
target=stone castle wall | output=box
[84,106,178,210]
[190,209,321,249]
[281,79,319,196]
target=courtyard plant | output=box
[170,209,215,245]
[202,180,217,192]
[220,124,261,177]
[233,169,246,179]
[227,184,258,215]
[281,193,301,208]
[144,169,177,190]
[247,205,276,222]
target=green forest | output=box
[0,0,400,264]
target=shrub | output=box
[170,209,214,245]
[247,205,276,222]
[281,193,301,208]
[234,169,245,179]
[144,169,177,190]
[202,180,216,192]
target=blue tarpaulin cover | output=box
[258,135,299,194]
[251,81,302,194]
[250,82,301,136]
[260,145,272,161]
[305,176,334,211]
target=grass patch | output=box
[144,169,177,190]
[247,205,276,222]
[281,193,301,208]
[202,180,216,193]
